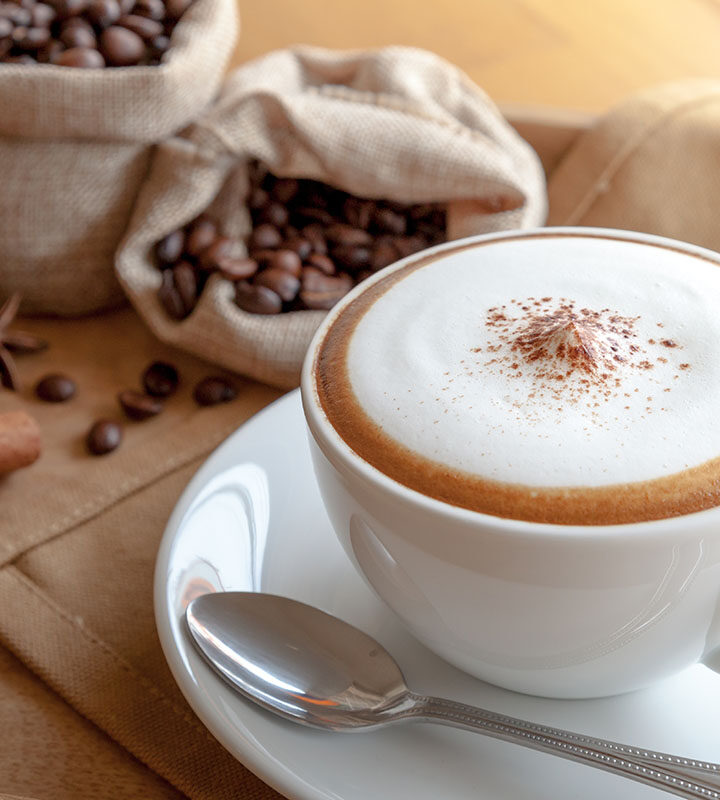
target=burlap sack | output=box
[116,46,547,389]
[548,79,720,253]
[0,0,238,317]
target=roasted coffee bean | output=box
[392,235,426,258]
[172,260,197,315]
[0,17,12,37]
[15,25,51,49]
[117,12,162,39]
[53,44,104,65]
[193,376,236,406]
[325,223,373,247]
[305,252,335,275]
[147,32,168,58]
[50,0,90,19]
[373,207,407,235]
[248,248,277,267]
[99,25,144,65]
[248,187,269,211]
[133,0,164,19]
[235,281,282,315]
[86,419,122,455]
[59,21,96,48]
[31,3,56,25]
[216,256,258,281]
[301,224,328,255]
[259,202,289,228]
[37,39,64,62]
[142,360,178,397]
[254,267,300,302]
[155,229,185,265]
[117,0,134,13]
[300,269,353,310]
[1,5,32,25]
[35,373,76,402]
[268,249,302,276]
[281,237,312,261]
[294,206,334,226]
[371,239,398,270]
[118,389,163,420]
[343,197,374,229]
[184,216,217,257]
[271,178,299,204]
[198,236,235,271]
[86,0,120,27]
[248,223,282,251]
[157,269,185,319]
[330,244,371,271]
[163,0,191,20]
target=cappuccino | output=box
[314,231,720,525]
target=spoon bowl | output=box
[186,591,720,799]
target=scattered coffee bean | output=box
[86,419,122,455]
[254,267,300,302]
[54,45,105,66]
[193,376,236,406]
[118,388,163,420]
[216,256,258,281]
[35,373,76,402]
[268,249,302,276]
[184,216,217,257]
[142,360,178,397]
[99,25,143,65]
[157,269,185,320]
[172,260,197,315]
[199,236,235,271]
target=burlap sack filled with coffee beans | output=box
[116,46,547,389]
[0,0,238,316]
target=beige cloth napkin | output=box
[2,79,720,798]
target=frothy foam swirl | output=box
[314,233,720,524]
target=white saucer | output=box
[155,389,720,800]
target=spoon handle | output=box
[409,694,720,799]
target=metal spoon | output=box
[186,591,720,799]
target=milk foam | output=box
[346,235,720,487]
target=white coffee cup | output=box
[300,227,720,698]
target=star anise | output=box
[0,294,48,391]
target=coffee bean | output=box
[248,187,269,211]
[216,256,258,281]
[392,235,426,258]
[157,269,185,319]
[199,236,236,271]
[31,3,56,25]
[248,223,282,251]
[118,389,163,420]
[331,244,371,271]
[300,270,353,310]
[15,25,51,49]
[172,260,197,315]
[52,44,104,65]
[147,33,168,57]
[117,12,162,39]
[184,216,217,257]
[86,420,122,455]
[155,229,184,265]
[35,373,76,402]
[1,5,32,26]
[343,197,374,229]
[85,0,119,25]
[294,207,334,226]
[259,202,289,229]
[271,178,299,204]
[254,267,300,302]
[301,224,328,255]
[268,249,302,276]
[163,0,191,20]
[371,239,398,271]
[0,17,12,37]
[59,21,96,48]
[325,223,373,247]
[281,237,312,261]
[235,281,282,315]
[373,207,407,235]
[133,0,164,19]
[193,376,236,406]
[142,361,178,397]
[99,25,144,65]
[49,0,90,19]
[248,249,277,267]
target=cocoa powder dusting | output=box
[462,297,689,428]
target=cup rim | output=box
[300,226,720,541]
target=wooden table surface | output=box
[230,0,720,114]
